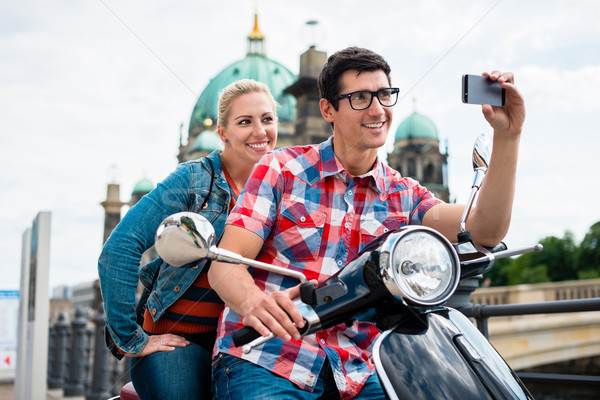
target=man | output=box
[208,47,525,399]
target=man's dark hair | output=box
[317,46,392,110]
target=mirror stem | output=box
[209,247,308,283]
[459,168,486,233]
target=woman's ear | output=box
[217,125,228,143]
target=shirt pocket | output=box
[360,217,406,249]
[273,201,327,263]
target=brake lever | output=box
[235,300,322,353]
[242,332,276,354]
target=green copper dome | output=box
[189,129,223,154]
[395,112,439,142]
[132,177,154,195]
[188,15,296,136]
[189,55,297,135]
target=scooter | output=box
[151,133,542,399]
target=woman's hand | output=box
[127,333,190,357]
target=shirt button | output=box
[383,228,389,233]
[344,222,350,229]
[337,260,343,266]
[174,286,181,293]
[348,190,353,195]
[320,339,326,344]
[300,216,306,222]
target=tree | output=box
[483,223,600,286]
[576,221,600,279]
[484,231,577,285]
[536,232,577,282]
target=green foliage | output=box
[575,221,600,279]
[485,257,510,286]
[520,264,551,284]
[484,222,600,286]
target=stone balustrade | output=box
[472,278,600,305]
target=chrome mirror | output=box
[155,212,216,267]
[155,212,308,283]
[472,132,492,171]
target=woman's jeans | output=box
[130,340,212,400]
[212,353,386,399]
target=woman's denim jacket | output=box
[98,150,231,356]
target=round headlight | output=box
[380,227,460,305]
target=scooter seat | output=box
[120,382,141,400]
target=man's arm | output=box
[423,71,525,246]
[207,224,305,341]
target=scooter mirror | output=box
[154,213,310,283]
[155,212,216,267]
[472,132,492,172]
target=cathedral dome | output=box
[188,15,297,136]
[189,129,223,154]
[132,177,154,195]
[395,111,439,142]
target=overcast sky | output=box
[1,0,599,291]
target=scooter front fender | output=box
[372,308,532,400]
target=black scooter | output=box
[153,133,542,400]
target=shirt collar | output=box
[318,137,389,194]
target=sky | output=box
[1,0,599,291]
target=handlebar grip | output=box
[231,326,262,348]
[486,241,508,253]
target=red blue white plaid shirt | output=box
[214,137,442,399]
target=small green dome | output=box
[189,129,223,154]
[395,112,439,142]
[132,178,154,195]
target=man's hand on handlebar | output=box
[242,280,318,342]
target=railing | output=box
[460,292,600,392]
[47,305,129,400]
[471,278,600,305]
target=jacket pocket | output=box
[273,201,327,262]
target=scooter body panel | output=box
[372,308,533,400]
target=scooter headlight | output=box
[379,227,460,306]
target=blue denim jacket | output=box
[98,150,231,356]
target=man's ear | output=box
[319,98,335,123]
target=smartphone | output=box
[462,74,505,106]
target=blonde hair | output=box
[217,79,278,128]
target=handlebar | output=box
[231,326,262,348]
[230,300,320,353]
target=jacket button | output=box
[174,286,181,293]
[152,308,157,315]
[193,265,199,269]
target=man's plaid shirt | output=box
[214,137,442,399]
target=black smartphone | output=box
[462,74,505,106]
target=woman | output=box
[98,79,278,400]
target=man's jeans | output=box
[212,353,386,399]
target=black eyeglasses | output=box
[337,88,400,110]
